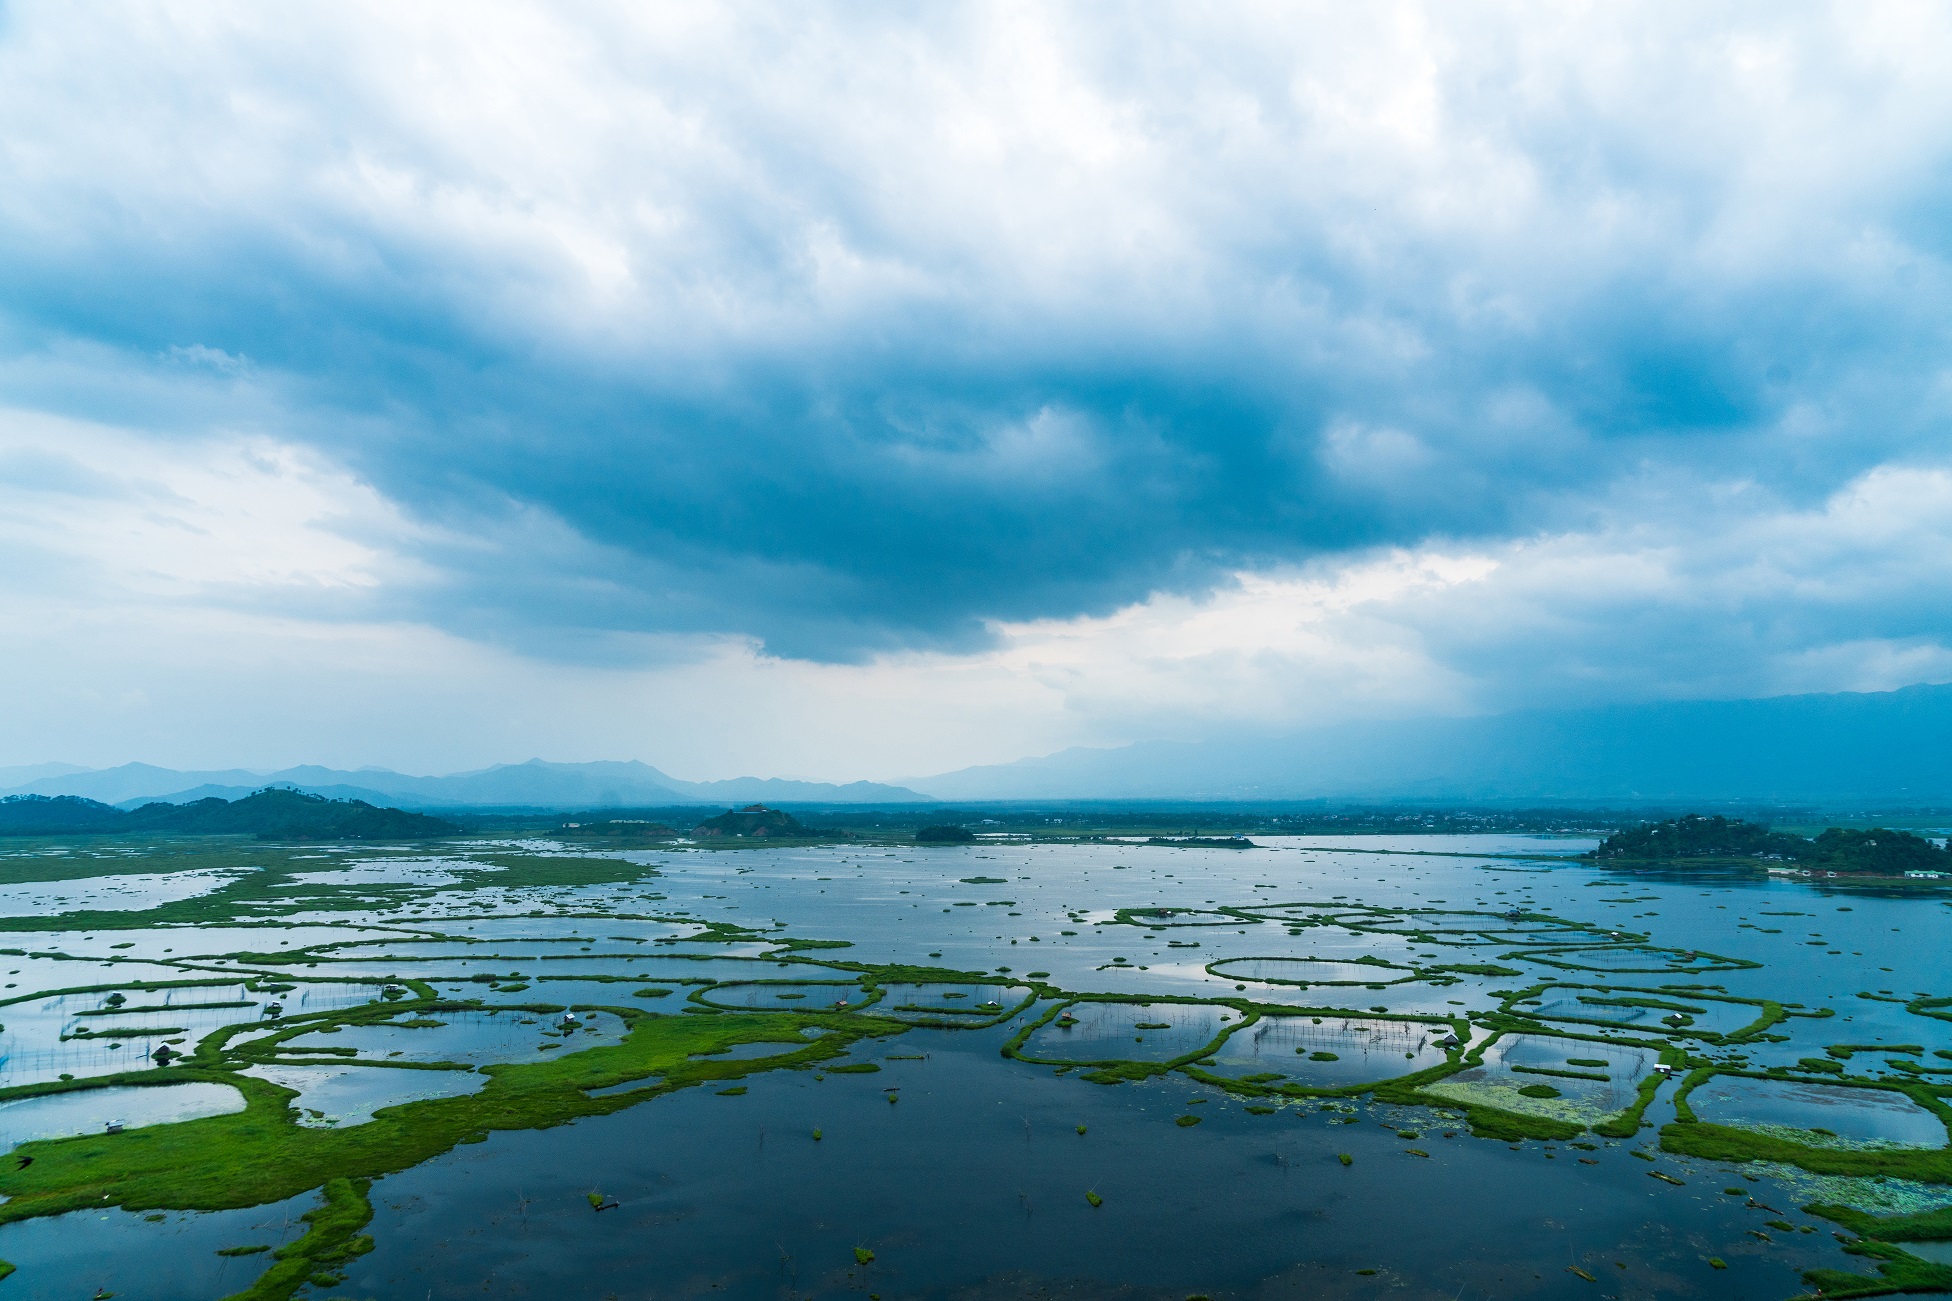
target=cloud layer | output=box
[3,3,1952,773]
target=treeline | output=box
[0,788,457,840]
[1595,814,1951,874]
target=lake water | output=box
[0,831,1945,1299]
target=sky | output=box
[4,2,1952,782]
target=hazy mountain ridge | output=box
[0,760,930,809]
[909,683,1952,801]
[16,682,1951,809]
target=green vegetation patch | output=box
[0,1009,903,1249]
[1595,814,1952,877]
[1661,1069,1952,1184]
[218,1177,374,1301]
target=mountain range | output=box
[0,760,931,810]
[11,682,1952,810]
[908,682,1952,802]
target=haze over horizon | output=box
[6,5,1952,784]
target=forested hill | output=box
[0,788,457,840]
[1594,814,1952,874]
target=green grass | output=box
[0,834,1912,1294]
[1661,1068,1952,1183]
[0,1010,901,1239]
[1800,1241,1952,1299]
[217,1177,374,1301]
[1590,1051,1682,1139]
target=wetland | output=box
[0,827,1945,1298]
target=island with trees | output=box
[690,804,808,838]
[1593,814,1951,876]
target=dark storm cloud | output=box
[3,2,1952,661]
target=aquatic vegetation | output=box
[1208,955,1419,987]
[0,830,1927,1296]
[1525,945,1759,975]
[0,1004,902,1284]
[218,1177,374,1301]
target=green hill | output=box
[691,805,807,838]
[0,788,456,840]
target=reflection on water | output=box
[243,1062,487,1126]
[873,982,1028,1022]
[1211,956,1415,985]
[279,1009,627,1066]
[0,831,1942,1299]
[0,1192,317,1300]
[0,869,244,918]
[696,982,872,1010]
[0,1082,245,1150]
[1021,1000,1233,1062]
[1430,1032,1654,1120]
[1529,991,1763,1036]
[1691,1075,1948,1147]
[1898,1240,1952,1264]
[1206,1013,1452,1085]
[688,1040,815,1062]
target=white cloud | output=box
[7,5,1952,778]
[9,409,1952,781]
[0,409,429,601]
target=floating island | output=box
[0,829,1943,1298]
[1595,814,1952,879]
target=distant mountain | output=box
[0,759,931,809]
[0,762,91,788]
[348,759,695,809]
[111,783,412,810]
[5,763,272,805]
[911,683,1952,802]
[0,789,457,839]
[664,776,930,804]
